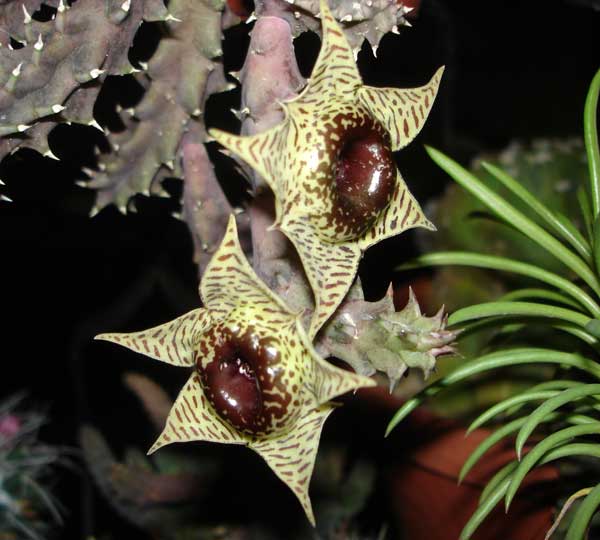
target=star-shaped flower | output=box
[96,215,374,525]
[209,0,443,339]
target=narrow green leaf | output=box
[506,422,600,510]
[594,214,600,273]
[426,147,600,295]
[461,478,511,540]
[584,68,600,218]
[449,301,592,329]
[555,211,593,260]
[469,444,600,540]
[499,288,580,309]
[578,187,594,241]
[554,324,599,345]
[460,411,592,484]
[460,316,598,346]
[478,441,598,523]
[585,319,600,339]
[480,461,518,504]
[527,380,584,393]
[385,349,600,436]
[565,482,600,540]
[515,385,600,458]
[460,415,548,484]
[467,391,559,434]
[541,443,600,464]
[472,380,582,429]
[398,252,600,317]
[564,414,600,425]
[481,161,592,262]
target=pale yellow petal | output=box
[200,214,292,319]
[358,66,444,151]
[358,170,435,251]
[281,215,360,338]
[251,398,335,526]
[95,308,210,367]
[148,372,247,454]
[208,125,286,195]
[293,0,361,103]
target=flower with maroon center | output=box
[209,0,443,339]
[95,215,374,525]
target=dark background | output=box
[1,0,600,537]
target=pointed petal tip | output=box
[423,218,436,231]
[364,375,377,389]
[146,443,160,456]
[94,333,115,342]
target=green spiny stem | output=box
[90,0,231,213]
[254,0,413,57]
[0,0,163,159]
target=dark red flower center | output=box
[203,354,262,432]
[331,118,396,239]
[197,325,295,435]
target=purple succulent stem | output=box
[240,16,305,140]
[238,15,308,292]
[182,131,251,276]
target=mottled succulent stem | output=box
[182,132,234,274]
[249,193,287,276]
[239,15,309,292]
[239,15,305,144]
